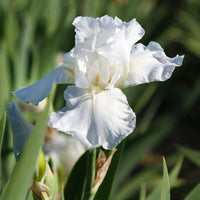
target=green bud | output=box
[31,162,57,199]
[91,149,117,193]
[43,163,57,199]
[31,181,50,200]
[34,150,46,181]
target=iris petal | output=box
[124,41,184,88]
[48,86,136,150]
[13,65,74,105]
[7,102,34,157]
[73,15,117,51]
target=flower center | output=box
[95,74,100,84]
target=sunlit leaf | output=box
[161,158,170,200]
[0,112,6,189]
[0,98,50,200]
[0,45,10,119]
[140,183,146,200]
[0,112,6,153]
[147,156,182,200]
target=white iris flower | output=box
[14,15,184,150]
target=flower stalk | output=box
[82,149,97,200]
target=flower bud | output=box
[31,162,57,200]
[43,163,57,199]
[34,150,46,182]
[91,149,117,193]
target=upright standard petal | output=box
[7,102,34,157]
[73,15,144,55]
[97,17,145,59]
[123,41,184,88]
[73,15,117,51]
[13,65,75,105]
[48,86,136,150]
[72,16,145,90]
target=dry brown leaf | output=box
[92,149,117,192]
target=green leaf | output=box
[61,186,65,200]
[64,143,123,200]
[14,15,34,90]
[26,190,34,200]
[140,183,146,200]
[115,77,200,192]
[184,182,200,200]
[161,158,170,200]
[115,129,165,188]
[83,149,97,200]
[34,150,46,182]
[0,45,10,119]
[0,111,6,153]
[112,166,160,200]
[134,84,157,113]
[169,156,183,185]
[64,150,88,200]
[0,98,50,200]
[176,145,200,167]
[93,141,125,200]
[0,112,6,189]
[147,187,160,200]
[146,156,182,200]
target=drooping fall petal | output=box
[13,65,74,105]
[7,102,34,157]
[48,86,136,150]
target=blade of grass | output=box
[161,158,170,200]
[0,45,10,119]
[176,145,200,167]
[136,94,162,135]
[140,183,146,200]
[0,112,6,189]
[134,84,157,113]
[114,77,200,190]
[0,98,50,200]
[114,128,166,189]
[14,15,33,90]
[112,166,161,200]
[147,156,183,200]
[0,112,6,154]
[184,182,200,200]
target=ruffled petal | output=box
[48,86,136,150]
[72,16,145,90]
[13,64,75,105]
[98,17,145,59]
[73,15,117,51]
[7,102,34,157]
[73,15,144,54]
[123,41,184,88]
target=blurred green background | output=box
[0,0,200,199]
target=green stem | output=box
[82,149,97,200]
